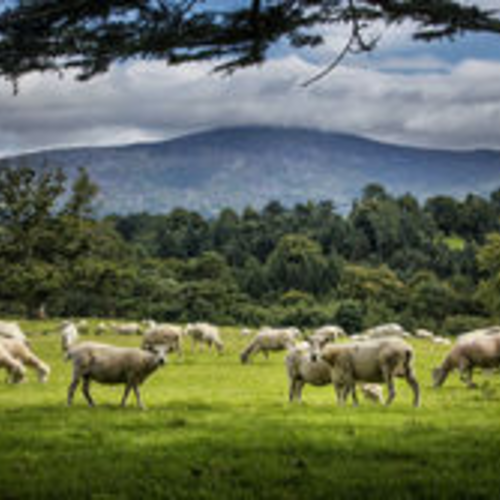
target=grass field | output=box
[2,322,500,499]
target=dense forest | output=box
[1,164,500,335]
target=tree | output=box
[0,1,498,86]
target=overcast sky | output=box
[1,1,500,158]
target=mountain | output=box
[2,126,500,215]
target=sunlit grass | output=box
[1,322,500,499]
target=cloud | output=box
[0,49,500,158]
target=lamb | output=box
[185,323,224,353]
[0,343,26,383]
[66,342,167,409]
[321,338,420,407]
[309,325,346,349]
[364,323,412,340]
[360,384,384,404]
[432,333,500,388]
[0,320,27,342]
[142,324,183,357]
[240,327,297,364]
[0,337,50,383]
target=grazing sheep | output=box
[66,342,167,409]
[240,328,297,364]
[61,321,79,354]
[321,338,420,407]
[432,336,451,346]
[0,338,50,383]
[361,384,384,404]
[432,333,500,388]
[286,342,332,402]
[0,343,26,383]
[364,323,412,340]
[0,321,27,342]
[241,328,252,337]
[142,324,183,357]
[76,320,90,335]
[309,325,345,349]
[457,326,500,343]
[113,322,143,336]
[185,323,224,353]
[96,322,108,336]
[414,329,434,340]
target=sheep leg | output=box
[348,384,359,407]
[462,368,477,389]
[67,376,80,406]
[133,385,145,410]
[384,370,396,406]
[334,382,345,406]
[82,377,95,407]
[295,380,304,403]
[288,379,297,402]
[121,384,132,407]
[405,371,420,407]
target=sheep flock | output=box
[2,318,500,411]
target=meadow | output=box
[2,322,500,499]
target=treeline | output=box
[1,166,500,335]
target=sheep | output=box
[0,337,50,383]
[66,342,167,409]
[414,329,434,340]
[185,323,224,353]
[321,338,420,407]
[0,320,27,342]
[0,343,26,383]
[76,320,90,335]
[113,322,143,336]
[241,328,252,337]
[96,322,109,336]
[309,325,346,349]
[240,328,297,364]
[61,321,79,354]
[142,324,183,357]
[364,323,412,340]
[431,336,451,346]
[286,342,333,402]
[360,384,384,404]
[432,333,500,389]
[457,326,500,344]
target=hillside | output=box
[2,126,500,214]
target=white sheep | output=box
[113,322,143,336]
[61,321,79,354]
[241,328,252,337]
[0,343,26,383]
[0,320,27,342]
[321,338,420,407]
[431,336,451,346]
[286,342,333,402]
[142,324,183,357]
[414,329,435,340]
[360,384,384,404]
[66,342,167,409]
[309,325,345,349]
[457,326,500,343]
[185,323,224,353]
[0,337,50,383]
[96,322,109,336]
[240,328,297,364]
[433,333,500,388]
[364,323,412,340]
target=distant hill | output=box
[2,126,500,215]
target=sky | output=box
[0,1,499,158]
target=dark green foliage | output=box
[1,1,498,86]
[2,164,500,332]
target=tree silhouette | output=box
[0,1,499,87]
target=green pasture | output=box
[1,322,500,499]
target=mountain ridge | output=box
[2,126,499,215]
